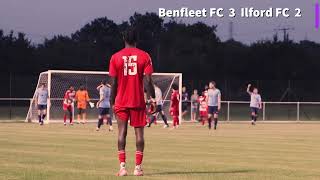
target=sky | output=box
[0,0,319,44]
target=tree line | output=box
[1,12,320,100]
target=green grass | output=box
[0,123,320,180]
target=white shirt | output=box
[250,93,261,108]
[155,86,163,105]
[207,88,221,107]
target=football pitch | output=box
[0,123,320,180]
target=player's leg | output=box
[254,108,258,123]
[37,106,42,124]
[159,105,169,127]
[213,108,219,130]
[107,111,113,131]
[41,108,46,125]
[114,107,129,176]
[129,108,147,176]
[68,106,73,125]
[82,109,87,124]
[147,114,156,127]
[251,108,256,125]
[208,114,212,129]
[96,108,104,131]
[77,109,81,124]
[134,127,144,176]
[63,106,68,125]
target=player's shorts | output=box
[208,106,219,115]
[99,107,110,116]
[156,105,163,112]
[37,104,47,110]
[250,107,259,115]
[200,111,208,117]
[78,108,86,114]
[77,102,87,109]
[114,106,146,127]
[170,109,179,116]
[182,102,188,112]
[63,104,73,111]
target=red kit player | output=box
[109,27,155,176]
[170,84,180,129]
[198,93,208,125]
[63,85,75,126]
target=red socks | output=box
[118,150,126,164]
[135,151,143,166]
[63,115,67,123]
[173,116,179,126]
[118,150,143,166]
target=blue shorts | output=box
[37,105,47,110]
[208,106,219,114]
[250,107,259,114]
[99,108,110,116]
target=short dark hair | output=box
[210,81,216,86]
[172,84,179,90]
[123,27,138,45]
[101,80,107,85]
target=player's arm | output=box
[259,96,262,109]
[145,75,155,100]
[110,77,117,107]
[34,90,38,107]
[218,93,221,110]
[96,84,103,91]
[247,84,252,95]
[96,91,104,108]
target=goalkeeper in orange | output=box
[75,85,91,124]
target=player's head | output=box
[101,80,107,85]
[253,87,258,94]
[69,85,74,91]
[79,85,85,91]
[193,89,198,94]
[172,84,179,91]
[209,81,216,89]
[40,83,46,88]
[182,86,186,92]
[123,27,138,47]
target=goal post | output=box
[26,70,182,124]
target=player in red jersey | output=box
[198,93,208,126]
[109,27,155,176]
[63,85,75,126]
[170,84,180,129]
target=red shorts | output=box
[170,109,179,116]
[114,106,146,127]
[200,111,208,117]
[63,104,73,111]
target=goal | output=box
[26,70,182,124]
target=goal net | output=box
[26,70,182,124]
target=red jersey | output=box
[198,95,208,112]
[109,47,153,108]
[170,90,180,111]
[63,90,75,105]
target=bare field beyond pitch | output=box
[0,122,320,180]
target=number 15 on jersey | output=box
[122,55,137,76]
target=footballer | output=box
[207,81,221,130]
[247,84,262,125]
[63,85,75,126]
[109,27,155,176]
[34,83,49,125]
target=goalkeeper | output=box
[75,85,91,124]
